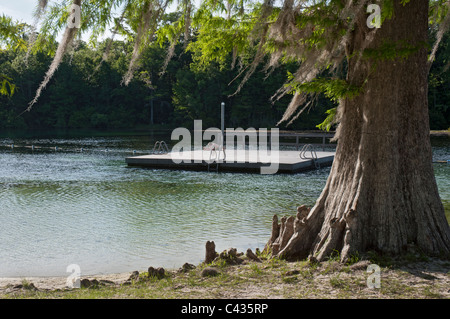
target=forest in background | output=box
[0,15,449,132]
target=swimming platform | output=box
[125,149,335,174]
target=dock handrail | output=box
[299,144,321,169]
[151,141,169,154]
[204,142,225,172]
[299,144,317,160]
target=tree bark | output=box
[267,0,450,262]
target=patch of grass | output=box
[297,266,315,280]
[346,252,361,265]
[329,274,349,290]
[208,258,229,269]
[379,278,414,297]
[256,248,272,260]
[327,250,341,263]
[422,286,443,299]
[249,264,264,277]
[306,258,321,270]
[20,279,34,290]
[281,275,298,284]
[266,256,288,269]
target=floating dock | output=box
[125,149,335,174]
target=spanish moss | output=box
[429,1,450,67]
[25,0,49,64]
[26,0,82,112]
[122,0,169,86]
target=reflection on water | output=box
[0,133,448,276]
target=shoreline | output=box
[430,130,450,137]
[0,272,133,291]
[1,254,449,299]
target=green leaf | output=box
[0,76,15,96]
[286,77,362,102]
[316,107,336,131]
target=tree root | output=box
[264,205,360,263]
[264,205,316,260]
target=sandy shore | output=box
[0,272,133,291]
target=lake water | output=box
[0,131,449,277]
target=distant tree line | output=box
[428,33,450,130]
[0,26,448,132]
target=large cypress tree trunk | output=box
[267,0,450,262]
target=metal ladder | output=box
[151,141,169,154]
[299,144,320,169]
[204,142,225,172]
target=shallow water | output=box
[0,132,448,277]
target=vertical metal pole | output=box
[221,102,225,146]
